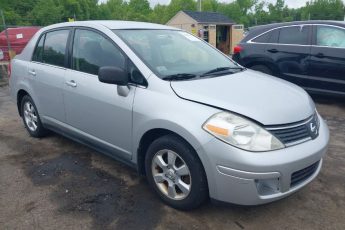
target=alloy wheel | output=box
[151,149,192,200]
[23,101,38,132]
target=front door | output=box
[308,25,345,95]
[64,28,135,159]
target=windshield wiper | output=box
[162,73,198,81]
[201,66,244,77]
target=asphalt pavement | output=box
[0,85,344,230]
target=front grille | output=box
[269,125,310,145]
[290,161,319,187]
[266,113,319,146]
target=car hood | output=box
[170,70,315,125]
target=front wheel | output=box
[145,135,208,210]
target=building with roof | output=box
[167,10,244,54]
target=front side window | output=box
[279,26,310,45]
[114,30,239,79]
[72,29,125,75]
[316,25,345,48]
[42,30,69,67]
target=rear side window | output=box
[42,30,69,67]
[32,34,45,62]
[72,29,125,75]
[278,26,310,45]
[316,25,345,48]
[251,29,280,43]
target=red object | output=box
[0,27,40,61]
[233,45,243,54]
[8,62,11,78]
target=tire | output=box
[145,134,208,210]
[250,65,273,75]
[21,95,48,138]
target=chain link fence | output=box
[0,11,41,84]
[0,63,8,86]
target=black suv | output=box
[232,21,345,97]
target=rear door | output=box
[266,25,312,87]
[308,24,345,95]
[30,29,70,122]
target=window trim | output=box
[31,27,72,69]
[247,23,345,48]
[248,24,312,46]
[312,24,345,49]
[68,26,148,87]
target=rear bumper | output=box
[197,115,329,205]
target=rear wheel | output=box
[21,95,48,138]
[250,65,273,75]
[145,135,208,210]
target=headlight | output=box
[203,112,284,152]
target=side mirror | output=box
[98,66,128,86]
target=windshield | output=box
[114,29,241,79]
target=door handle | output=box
[66,80,77,87]
[28,70,36,76]
[315,53,325,58]
[267,48,279,53]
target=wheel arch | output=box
[14,80,38,117]
[17,89,29,117]
[136,128,206,176]
[136,121,214,176]
[134,123,216,203]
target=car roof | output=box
[249,20,345,30]
[243,20,345,42]
[42,20,179,31]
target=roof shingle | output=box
[183,10,235,24]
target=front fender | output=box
[131,86,222,196]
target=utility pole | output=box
[308,0,311,21]
[197,0,202,12]
[0,9,12,59]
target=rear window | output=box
[41,30,69,67]
[278,26,310,45]
[32,34,44,62]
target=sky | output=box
[99,0,309,8]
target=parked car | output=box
[232,21,345,97]
[0,27,40,61]
[9,21,329,210]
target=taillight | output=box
[8,62,11,78]
[233,45,243,54]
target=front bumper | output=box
[197,115,329,205]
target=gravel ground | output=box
[0,85,344,230]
